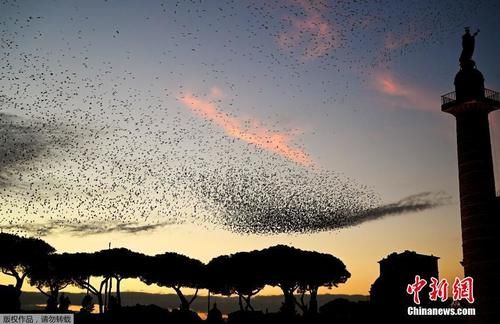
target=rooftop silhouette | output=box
[370,250,439,318]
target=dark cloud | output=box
[0,220,180,237]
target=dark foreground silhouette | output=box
[1,233,350,316]
[3,301,470,324]
[1,232,476,323]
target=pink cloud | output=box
[276,0,339,59]
[373,71,438,112]
[179,93,313,166]
[209,86,224,98]
[377,74,410,97]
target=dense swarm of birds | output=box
[0,0,470,236]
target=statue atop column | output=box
[454,27,484,101]
[459,27,480,69]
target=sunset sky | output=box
[1,0,500,298]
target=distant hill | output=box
[21,291,369,314]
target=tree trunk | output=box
[103,277,108,312]
[108,276,113,297]
[107,277,113,311]
[52,289,60,311]
[97,293,103,314]
[280,287,296,316]
[172,286,190,311]
[309,287,318,314]
[14,272,26,297]
[188,288,199,306]
[238,294,244,312]
[243,295,254,311]
[116,277,122,306]
[14,277,23,293]
[207,290,211,314]
[2,269,25,298]
[75,278,102,314]
[294,290,308,314]
[37,287,57,311]
[98,279,108,314]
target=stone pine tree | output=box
[27,254,74,311]
[257,245,350,316]
[0,233,55,297]
[207,252,265,312]
[140,252,204,312]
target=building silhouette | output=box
[370,250,439,314]
[441,30,500,323]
